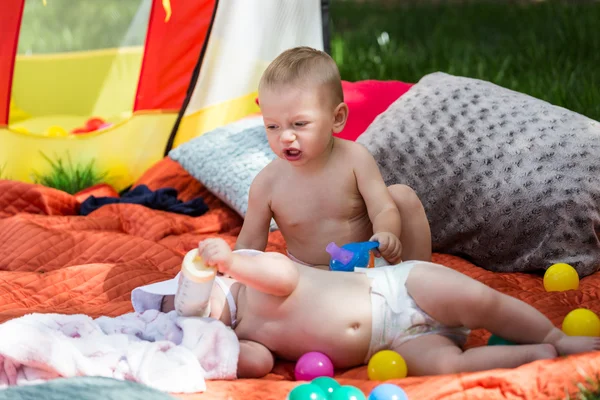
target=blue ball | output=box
[368,383,408,400]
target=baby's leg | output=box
[387,184,432,262]
[394,333,556,375]
[405,263,600,358]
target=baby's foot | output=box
[554,336,600,356]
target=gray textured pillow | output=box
[169,116,277,229]
[357,72,600,276]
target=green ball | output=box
[311,377,340,397]
[288,383,328,400]
[331,385,366,400]
[487,334,516,346]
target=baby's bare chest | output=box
[270,174,365,225]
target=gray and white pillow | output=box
[358,72,600,276]
[169,116,277,229]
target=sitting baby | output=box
[158,238,600,379]
[235,46,431,266]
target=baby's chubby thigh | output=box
[402,260,449,284]
[403,260,492,328]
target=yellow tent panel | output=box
[0,112,177,191]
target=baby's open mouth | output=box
[283,149,302,160]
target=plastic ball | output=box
[562,308,600,337]
[85,117,106,131]
[295,352,335,381]
[331,385,366,400]
[543,263,579,292]
[368,383,409,400]
[487,334,515,346]
[367,350,407,381]
[312,376,340,397]
[71,127,92,134]
[45,125,69,137]
[288,383,328,400]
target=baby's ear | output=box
[332,102,349,133]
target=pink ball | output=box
[294,352,334,381]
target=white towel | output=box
[0,310,239,393]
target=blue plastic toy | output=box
[368,383,408,400]
[326,241,379,272]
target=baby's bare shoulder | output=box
[333,139,376,166]
[252,159,281,185]
[248,160,284,202]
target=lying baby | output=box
[156,238,600,379]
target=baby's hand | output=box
[198,238,233,274]
[370,232,402,264]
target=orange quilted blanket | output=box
[0,157,598,400]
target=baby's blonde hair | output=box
[259,46,344,106]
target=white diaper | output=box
[362,262,470,363]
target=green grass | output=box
[17,0,145,54]
[565,375,600,400]
[31,153,108,194]
[330,0,600,121]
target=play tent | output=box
[0,0,327,191]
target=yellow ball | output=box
[367,350,407,381]
[543,263,579,292]
[562,308,600,337]
[45,126,69,137]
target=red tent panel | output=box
[134,0,217,112]
[0,0,25,125]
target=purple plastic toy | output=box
[294,352,335,381]
[326,241,379,272]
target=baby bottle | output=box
[174,248,216,317]
[325,241,379,272]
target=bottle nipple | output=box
[182,249,216,282]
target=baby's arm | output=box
[353,145,402,239]
[237,339,275,378]
[235,170,273,251]
[200,238,299,297]
[228,251,299,296]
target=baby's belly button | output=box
[345,322,365,335]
